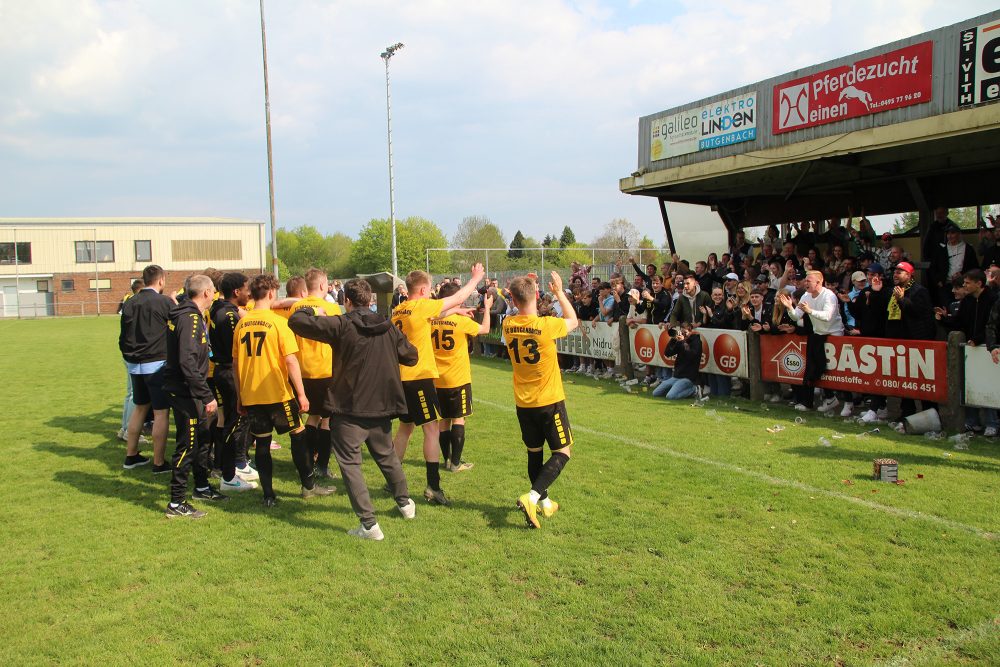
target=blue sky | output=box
[1,1,995,254]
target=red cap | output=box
[895,261,915,274]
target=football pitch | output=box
[1,316,998,665]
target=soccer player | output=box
[119,264,174,472]
[288,279,419,540]
[209,272,258,493]
[274,269,343,478]
[503,271,578,529]
[431,283,493,472]
[163,274,223,518]
[391,263,485,505]
[232,274,331,507]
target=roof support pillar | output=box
[657,197,677,255]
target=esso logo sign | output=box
[781,351,803,375]
[658,329,676,367]
[634,328,655,363]
[698,335,710,370]
[713,334,741,375]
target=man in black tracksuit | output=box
[163,275,221,519]
[288,278,418,540]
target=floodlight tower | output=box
[381,42,404,277]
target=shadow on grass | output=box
[366,481,524,531]
[47,406,123,437]
[35,440,129,473]
[784,444,1000,473]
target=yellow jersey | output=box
[232,307,299,406]
[289,296,341,379]
[430,314,480,389]
[392,298,444,381]
[503,314,568,408]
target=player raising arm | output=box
[502,271,577,529]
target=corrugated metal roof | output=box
[0,217,264,226]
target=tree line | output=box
[276,216,666,279]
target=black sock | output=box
[426,461,441,491]
[316,427,332,471]
[450,424,465,466]
[531,452,569,496]
[254,435,274,497]
[439,430,452,463]
[290,430,314,489]
[527,450,543,484]
[210,423,222,469]
[304,425,319,466]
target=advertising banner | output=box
[650,92,757,160]
[759,334,947,402]
[772,41,933,134]
[958,19,1000,107]
[627,325,748,378]
[963,346,1000,409]
[555,321,617,361]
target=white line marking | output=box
[478,398,995,541]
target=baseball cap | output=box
[724,272,739,280]
[627,288,641,301]
[944,222,961,233]
[867,263,884,275]
[851,271,866,283]
[794,269,807,280]
[754,274,770,283]
[895,261,915,274]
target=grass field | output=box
[1,316,998,666]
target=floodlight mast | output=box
[381,42,404,277]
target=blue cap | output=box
[867,263,884,275]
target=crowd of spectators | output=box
[409,208,1000,436]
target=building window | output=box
[61,279,75,292]
[75,240,115,263]
[88,279,112,291]
[0,242,31,265]
[135,240,151,262]
[171,239,242,262]
[36,280,49,292]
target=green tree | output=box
[327,232,354,279]
[452,216,508,273]
[591,218,641,264]
[277,225,341,278]
[350,216,450,276]
[559,225,576,247]
[508,230,526,259]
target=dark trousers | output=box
[212,366,239,479]
[331,417,409,526]
[168,394,211,503]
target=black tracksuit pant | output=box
[168,394,212,503]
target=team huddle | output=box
[118,262,576,538]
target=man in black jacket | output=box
[289,278,418,541]
[119,264,174,472]
[651,326,701,400]
[162,275,220,518]
[885,261,938,423]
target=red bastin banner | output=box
[759,334,947,402]
[772,41,933,134]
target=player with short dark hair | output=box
[163,274,222,518]
[503,271,578,529]
[432,282,493,472]
[233,274,330,507]
[391,263,485,505]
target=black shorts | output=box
[436,384,473,419]
[399,379,442,425]
[301,377,333,417]
[131,367,169,410]
[246,399,303,436]
[516,401,573,451]
[212,365,236,410]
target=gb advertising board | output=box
[958,19,1000,107]
[963,346,1000,409]
[772,41,933,134]
[760,334,947,402]
[650,92,757,160]
[555,321,617,361]
[628,325,748,378]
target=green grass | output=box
[1,316,998,665]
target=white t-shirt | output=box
[947,242,966,278]
[789,287,844,336]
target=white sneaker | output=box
[397,498,416,519]
[348,522,384,541]
[840,402,854,418]
[876,408,889,420]
[769,394,782,403]
[985,426,998,438]
[894,422,907,434]
[220,477,258,492]
[794,403,810,412]
[762,393,774,402]
[235,464,259,481]
[860,409,878,424]
[818,397,840,413]
[117,428,150,445]
[117,428,127,441]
